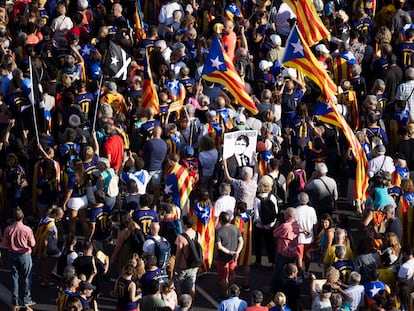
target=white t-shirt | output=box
[311,295,332,311]
[295,204,318,244]
[214,195,236,226]
[344,284,364,311]
[398,257,414,287]
[158,2,183,26]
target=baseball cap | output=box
[315,44,330,54]
[270,34,282,46]
[79,281,96,291]
[259,60,273,71]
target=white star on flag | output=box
[210,56,224,70]
[111,56,119,65]
[164,184,173,194]
[370,285,381,297]
[81,45,91,56]
[291,39,304,56]
[170,80,179,89]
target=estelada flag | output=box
[284,0,330,47]
[164,163,193,212]
[141,48,159,114]
[202,36,258,115]
[190,202,215,272]
[282,26,337,101]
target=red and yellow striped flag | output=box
[134,0,146,42]
[141,49,159,114]
[284,0,330,47]
[283,26,337,101]
[190,203,215,272]
[202,37,258,115]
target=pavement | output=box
[0,198,363,311]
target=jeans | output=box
[9,253,33,305]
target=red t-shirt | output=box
[103,135,124,171]
[222,32,237,63]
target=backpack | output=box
[150,237,171,269]
[259,193,277,225]
[291,169,306,193]
[63,143,79,170]
[129,228,146,256]
[181,232,203,268]
[267,173,285,205]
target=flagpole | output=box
[92,74,104,132]
[29,56,40,144]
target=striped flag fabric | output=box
[393,167,409,187]
[313,101,369,202]
[190,202,215,272]
[233,212,252,266]
[164,163,193,212]
[282,25,337,101]
[202,36,258,115]
[224,2,243,21]
[141,49,160,114]
[283,0,330,47]
[398,193,414,246]
[134,0,146,42]
[33,215,55,257]
[165,79,186,104]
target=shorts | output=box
[149,170,162,185]
[174,267,198,290]
[297,244,312,259]
[217,260,237,280]
[67,195,88,211]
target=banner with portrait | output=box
[223,130,258,168]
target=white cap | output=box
[270,34,282,46]
[282,67,297,79]
[259,60,273,71]
[315,44,330,54]
[155,40,167,50]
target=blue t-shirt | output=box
[142,138,168,171]
[89,205,112,240]
[132,209,159,235]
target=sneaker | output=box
[24,300,36,307]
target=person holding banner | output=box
[223,151,258,213]
[226,134,252,179]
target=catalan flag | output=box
[206,122,224,148]
[397,192,414,246]
[165,79,186,104]
[190,202,215,272]
[232,212,252,266]
[224,2,243,21]
[202,36,258,115]
[141,49,159,114]
[282,26,337,101]
[283,0,330,47]
[134,0,146,42]
[393,166,409,187]
[164,163,193,214]
[33,215,55,257]
[333,53,355,85]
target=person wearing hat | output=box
[315,43,333,72]
[367,144,395,178]
[266,34,285,64]
[72,281,96,309]
[255,60,275,96]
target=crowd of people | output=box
[0,0,413,310]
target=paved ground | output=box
[0,198,362,311]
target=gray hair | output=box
[179,294,192,308]
[241,166,253,180]
[384,204,395,214]
[285,207,296,219]
[298,192,309,205]
[331,293,343,308]
[315,162,328,175]
[219,183,231,196]
[349,271,361,284]
[406,68,414,80]
[335,245,346,259]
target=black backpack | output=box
[259,193,277,225]
[267,173,286,206]
[181,232,203,268]
[129,228,146,256]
